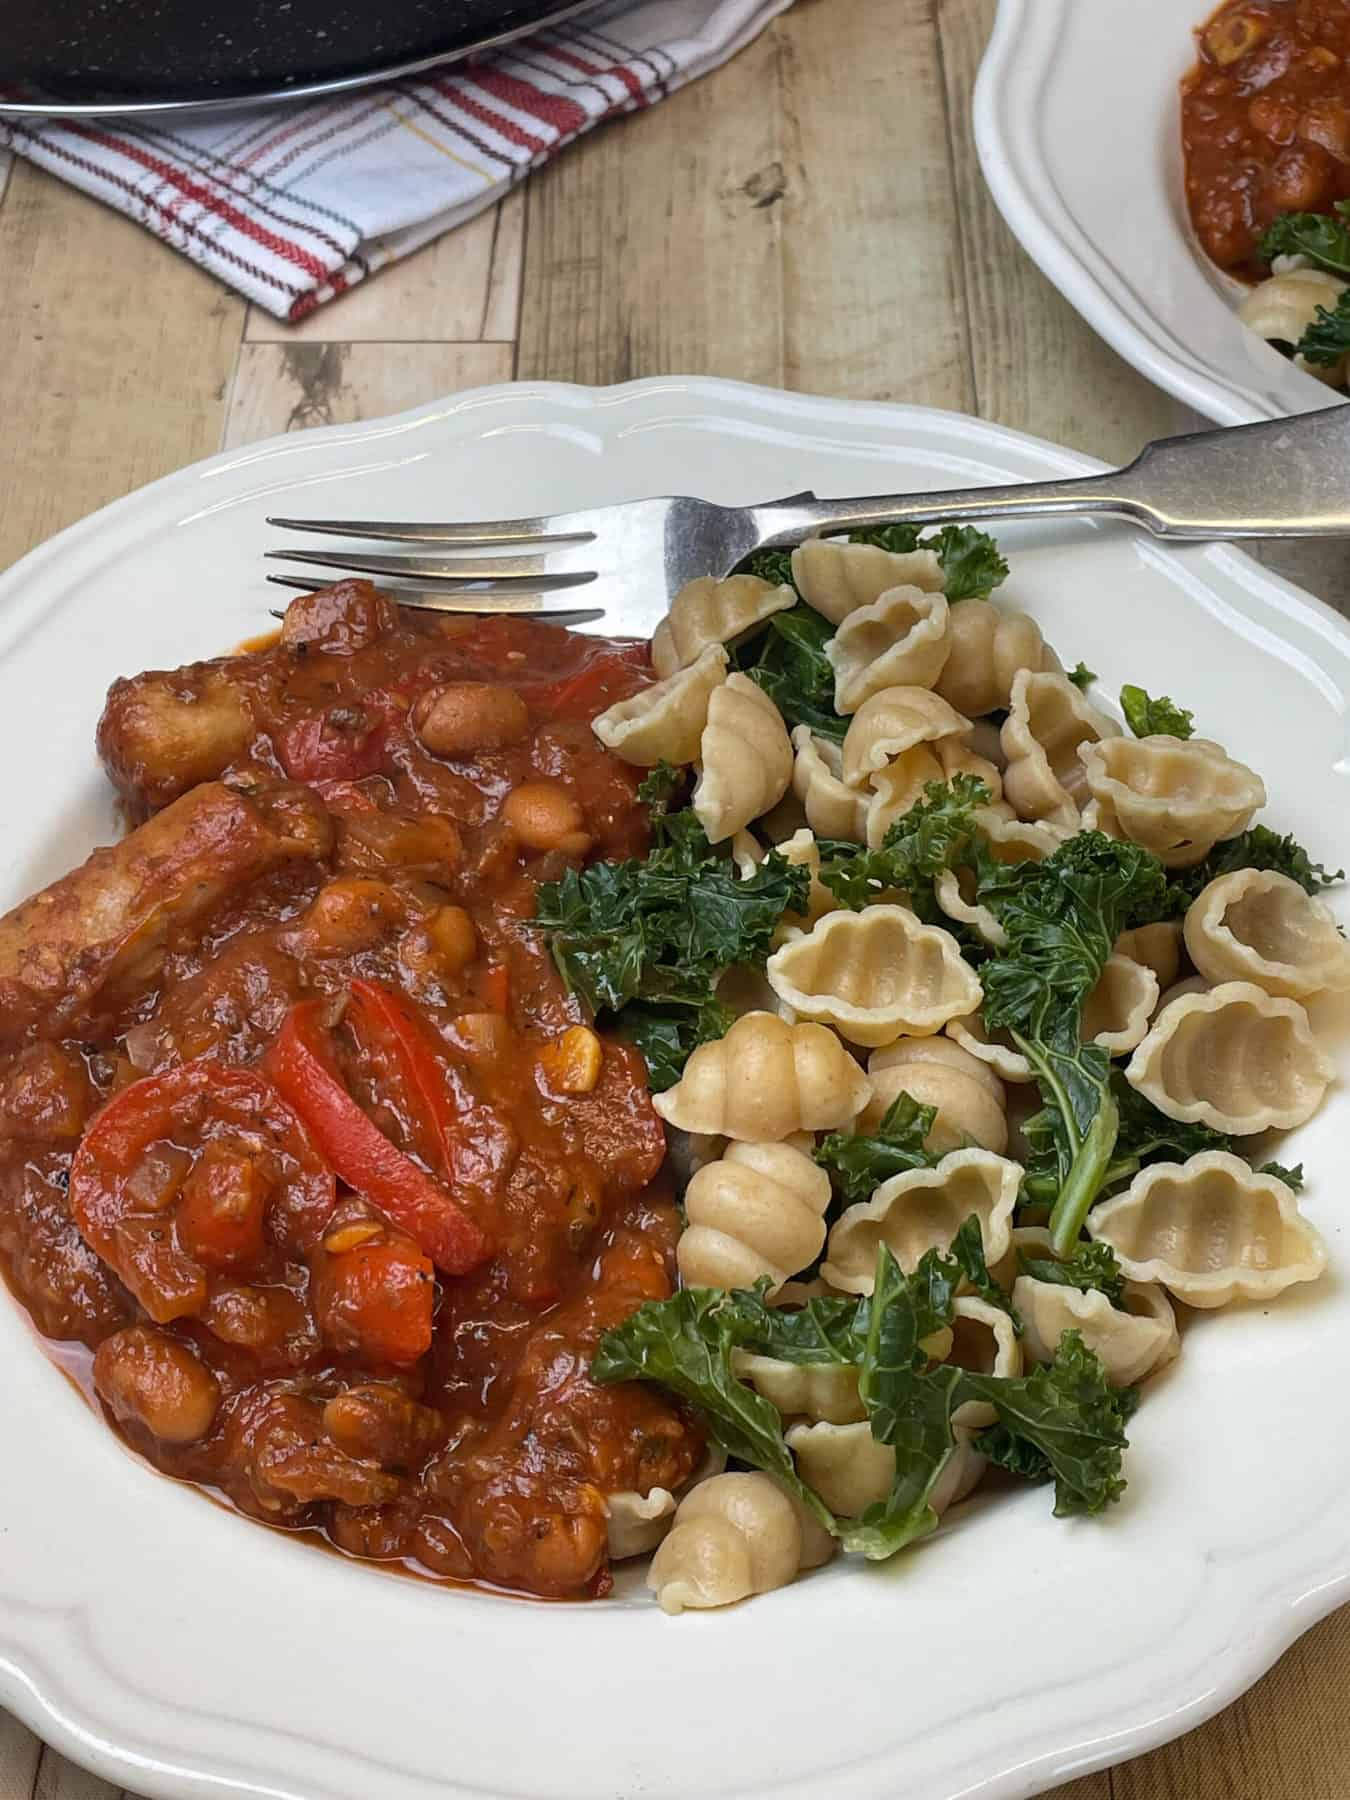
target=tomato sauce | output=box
[0,583,704,1601]
[1183,0,1350,277]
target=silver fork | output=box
[268,406,1350,635]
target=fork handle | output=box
[752,406,1350,544]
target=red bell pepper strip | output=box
[265,1000,490,1276]
[346,979,462,1177]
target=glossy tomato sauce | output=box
[1183,0,1350,276]
[0,583,704,1600]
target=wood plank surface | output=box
[1,0,1348,1790]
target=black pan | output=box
[0,0,602,114]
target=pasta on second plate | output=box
[555,523,1342,1618]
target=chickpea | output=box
[412,682,529,759]
[1266,143,1332,213]
[537,1025,603,1095]
[1203,11,1266,65]
[1248,93,1296,145]
[93,1325,221,1445]
[1298,99,1350,163]
[426,904,478,972]
[501,782,592,855]
[293,877,404,956]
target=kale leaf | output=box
[979,832,1170,1254]
[845,523,923,554]
[816,774,993,915]
[738,546,796,587]
[813,1091,942,1205]
[636,759,684,811]
[844,523,1008,599]
[534,813,808,1089]
[1067,662,1098,691]
[1018,1240,1126,1307]
[1120,684,1195,740]
[1262,1161,1306,1192]
[1259,201,1350,278]
[744,603,847,745]
[1296,288,1350,367]
[1164,825,1344,905]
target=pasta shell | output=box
[864,746,947,848]
[1082,952,1159,1055]
[1125,980,1332,1133]
[772,828,841,932]
[1183,869,1350,999]
[821,1147,1020,1294]
[977,807,1069,863]
[933,598,1062,717]
[651,575,795,679]
[947,1295,1023,1429]
[1115,921,1184,997]
[734,1352,866,1425]
[654,1010,870,1141]
[1088,1152,1328,1308]
[677,1138,832,1294]
[786,1420,988,1520]
[648,1472,831,1614]
[864,1036,1008,1154]
[1078,735,1265,866]
[692,674,792,843]
[1012,1276,1179,1387]
[766,905,983,1047]
[592,642,728,767]
[1001,669,1120,828]
[792,537,943,626]
[934,865,1007,949]
[945,1010,1035,1083]
[1239,267,1349,384]
[826,586,951,714]
[606,1445,729,1560]
[790,725,869,842]
[841,687,972,787]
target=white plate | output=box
[2,377,1349,1800]
[974,0,1349,425]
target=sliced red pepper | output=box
[265,999,490,1276]
[517,643,652,720]
[71,1058,335,1323]
[346,979,462,1176]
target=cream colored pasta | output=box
[1115,921,1184,996]
[826,586,951,714]
[734,1353,866,1425]
[1078,735,1265,867]
[934,732,1005,803]
[1012,1276,1179,1388]
[647,1472,833,1614]
[606,1446,729,1560]
[651,574,795,679]
[948,1295,1023,1429]
[771,828,841,932]
[1125,981,1332,1134]
[592,642,728,766]
[791,537,943,626]
[1001,669,1120,827]
[785,1421,988,1521]
[934,598,1062,717]
[1239,267,1349,385]
[840,687,972,787]
[821,1148,1020,1294]
[1183,868,1350,999]
[864,747,948,848]
[790,725,869,842]
[766,905,982,1047]
[1081,953,1159,1056]
[654,1010,870,1140]
[692,674,792,843]
[1088,1152,1328,1308]
[944,1011,1035,1084]
[934,865,1007,949]
[677,1138,832,1294]
[978,808,1068,863]
[863,1036,1008,1155]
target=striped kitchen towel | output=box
[1,0,789,321]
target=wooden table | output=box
[3,2,1350,1795]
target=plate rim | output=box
[972,0,1345,427]
[2,373,1350,1800]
